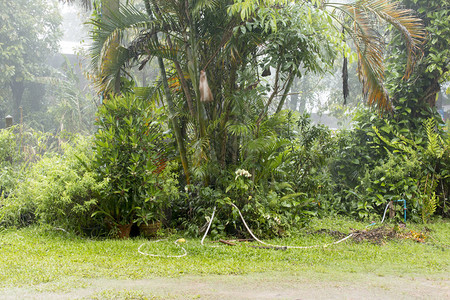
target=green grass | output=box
[0,217,448,290]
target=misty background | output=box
[0,0,448,132]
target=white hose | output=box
[138,239,187,258]
[380,202,391,224]
[201,206,216,245]
[229,203,353,249]
[138,202,354,258]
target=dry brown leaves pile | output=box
[350,226,428,245]
[311,225,428,245]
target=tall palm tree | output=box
[87,0,425,183]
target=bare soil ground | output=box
[1,272,448,299]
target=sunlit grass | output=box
[0,217,448,290]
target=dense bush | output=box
[1,135,105,234]
[0,127,22,195]
[1,105,447,238]
[173,112,337,238]
[91,93,172,234]
[367,118,449,222]
[328,108,449,222]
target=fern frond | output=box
[424,118,444,159]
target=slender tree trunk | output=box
[144,0,191,184]
[102,0,120,93]
[182,1,209,185]
[165,37,195,118]
[220,63,238,167]
[10,79,24,121]
[276,73,295,113]
[156,56,191,184]
[298,76,307,113]
[289,77,299,111]
[149,1,195,119]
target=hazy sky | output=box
[59,3,90,54]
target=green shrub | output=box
[367,118,449,222]
[91,93,171,231]
[0,127,22,194]
[329,112,449,222]
[1,136,105,235]
[173,112,332,238]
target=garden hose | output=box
[201,206,216,246]
[227,203,353,249]
[137,206,216,258]
[140,200,397,257]
[379,199,407,225]
[138,238,187,258]
[138,203,353,257]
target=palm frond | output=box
[227,122,254,137]
[134,81,164,106]
[89,4,155,68]
[190,136,211,165]
[89,4,160,92]
[364,0,425,78]
[245,135,287,156]
[336,0,425,111]
[192,0,221,15]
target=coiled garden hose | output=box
[138,238,187,258]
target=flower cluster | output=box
[263,213,281,224]
[235,168,252,180]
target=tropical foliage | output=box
[386,0,450,125]
[1,135,103,233]
[88,0,423,174]
[1,0,449,239]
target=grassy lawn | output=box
[0,217,448,297]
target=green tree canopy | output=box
[0,0,62,120]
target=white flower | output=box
[184,186,189,193]
[235,168,252,180]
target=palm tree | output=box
[87,0,425,184]
[230,0,426,112]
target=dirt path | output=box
[1,272,448,299]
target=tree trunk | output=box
[144,0,190,184]
[102,0,120,93]
[289,77,299,111]
[10,79,24,121]
[276,73,295,113]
